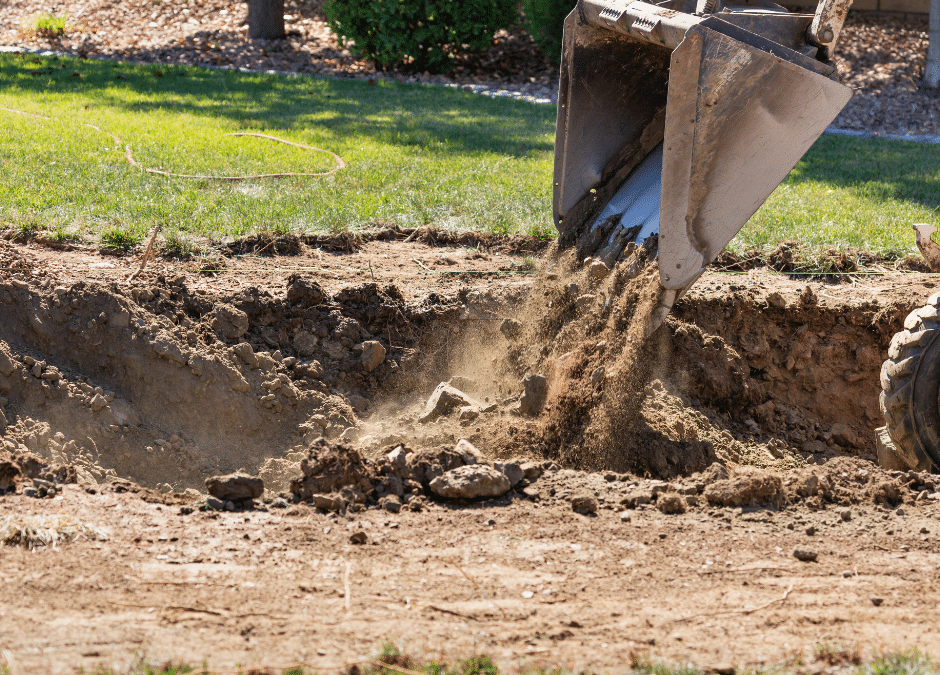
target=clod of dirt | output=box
[657,492,687,514]
[703,467,783,507]
[205,472,264,502]
[429,465,510,500]
[518,373,548,415]
[793,548,818,562]
[570,494,598,515]
[871,480,903,505]
[292,440,372,500]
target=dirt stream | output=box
[2,236,940,671]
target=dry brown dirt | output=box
[1,235,940,673]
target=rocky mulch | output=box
[2,0,938,134]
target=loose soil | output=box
[1,237,940,672]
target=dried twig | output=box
[445,557,508,619]
[126,223,162,282]
[411,257,433,272]
[425,604,478,621]
[663,582,796,626]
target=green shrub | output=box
[522,0,573,64]
[324,0,519,73]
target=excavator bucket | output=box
[554,0,854,322]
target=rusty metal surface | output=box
[808,0,853,55]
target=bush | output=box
[522,0,573,64]
[325,0,519,73]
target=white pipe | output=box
[927,0,940,89]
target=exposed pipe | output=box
[926,0,939,90]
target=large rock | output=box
[360,341,386,372]
[205,472,264,501]
[429,465,511,500]
[418,383,478,423]
[519,374,548,416]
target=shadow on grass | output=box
[0,52,555,159]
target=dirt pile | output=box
[0,241,463,493]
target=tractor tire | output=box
[880,292,940,472]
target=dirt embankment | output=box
[0,236,932,498]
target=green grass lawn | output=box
[0,51,938,259]
[0,52,556,244]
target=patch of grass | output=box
[0,53,554,241]
[861,650,940,675]
[732,134,940,260]
[99,226,143,249]
[21,13,68,38]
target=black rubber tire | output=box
[880,294,940,472]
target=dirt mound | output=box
[0,243,460,493]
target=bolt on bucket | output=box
[553,0,854,323]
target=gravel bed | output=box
[1,0,937,134]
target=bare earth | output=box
[1,236,940,672]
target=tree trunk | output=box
[926,0,939,90]
[248,0,286,39]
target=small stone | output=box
[570,494,598,515]
[202,497,225,511]
[349,531,368,545]
[657,532,667,540]
[896,507,906,516]
[805,525,816,536]
[519,373,548,416]
[454,438,486,465]
[483,518,496,527]
[311,494,344,512]
[418,383,478,423]
[840,509,852,521]
[520,462,543,480]
[429,465,511,500]
[767,292,786,308]
[89,393,108,412]
[379,495,402,514]
[842,570,852,578]
[575,294,596,310]
[521,591,534,599]
[871,597,884,607]
[494,460,524,487]
[793,548,818,562]
[0,349,14,377]
[205,473,264,502]
[388,445,408,469]
[232,342,259,368]
[619,511,632,523]
[830,423,861,448]
[360,341,386,372]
